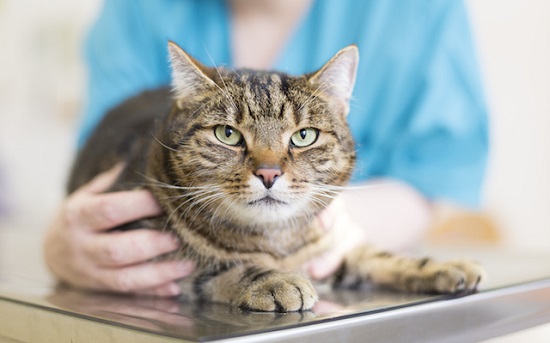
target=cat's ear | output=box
[308,45,359,115]
[168,41,217,105]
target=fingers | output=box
[134,282,183,297]
[84,229,180,267]
[69,190,163,231]
[97,260,195,294]
[306,249,344,280]
[306,197,368,280]
[47,163,196,296]
[66,163,164,231]
[79,163,125,194]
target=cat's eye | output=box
[290,128,319,147]
[214,125,244,146]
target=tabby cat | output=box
[68,42,484,312]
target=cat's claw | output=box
[455,278,465,291]
[431,260,485,293]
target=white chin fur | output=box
[227,176,308,226]
[230,202,298,226]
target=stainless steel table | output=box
[1,229,550,342]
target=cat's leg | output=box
[335,245,485,293]
[180,264,318,312]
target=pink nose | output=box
[254,167,282,189]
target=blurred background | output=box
[0,0,548,340]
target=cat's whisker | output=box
[180,194,218,220]
[306,186,341,195]
[304,189,333,205]
[163,187,222,230]
[203,47,239,113]
[160,187,219,201]
[304,188,340,199]
[207,195,226,226]
[228,67,241,78]
[213,78,239,113]
[196,194,226,214]
[298,78,332,112]
[181,189,226,219]
[302,201,326,218]
[164,195,196,231]
[303,195,337,208]
[306,195,330,210]
[144,180,216,192]
[312,182,400,192]
[164,194,209,229]
[209,195,236,228]
[187,193,226,228]
[154,185,216,194]
[217,196,241,226]
[150,131,178,152]
[297,84,322,112]
[187,100,211,118]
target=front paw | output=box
[410,259,485,294]
[236,272,318,312]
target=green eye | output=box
[291,128,319,147]
[214,125,243,146]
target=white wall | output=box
[468,0,550,252]
[0,0,100,228]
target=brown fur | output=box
[68,42,484,312]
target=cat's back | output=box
[67,87,172,193]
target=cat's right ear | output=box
[307,45,359,116]
[168,41,217,106]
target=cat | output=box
[68,41,484,312]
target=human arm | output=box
[349,0,488,207]
[306,181,431,279]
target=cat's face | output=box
[161,43,358,227]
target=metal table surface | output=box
[1,229,550,342]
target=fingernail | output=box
[167,283,182,296]
[162,234,181,248]
[307,262,321,278]
[307,257,331,280]
[176,261,195,274]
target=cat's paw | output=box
[236,272,318,312]
[409,259,485,294]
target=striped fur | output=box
[68,43,484,312]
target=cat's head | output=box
[159,42,358,227]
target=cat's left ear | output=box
[168,41,217,107]
[308,45,359,115]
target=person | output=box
[44,0,488,296]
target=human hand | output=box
[43,164,194,296]
[305,181,433,279]
[305,196,367,280]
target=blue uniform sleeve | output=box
[351,1,489,208]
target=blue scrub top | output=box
[81,0,489,207]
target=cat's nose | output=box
[254,167,282,189]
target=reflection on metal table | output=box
[1,229,550,342]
